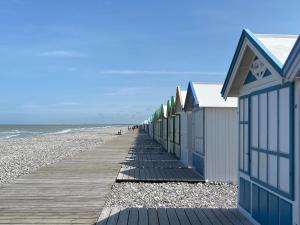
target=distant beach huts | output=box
[184,82,238,183]
[222,29,299,225]
[167,97,175,154]
[174,87,187,159]
[145,28,300,225]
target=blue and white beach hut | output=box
[221,29,299,225]
[184,82,238,182]
[174,86,187,160]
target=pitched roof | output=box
[185,82,237,109]
[175,86,187,113]
[221,29,299,98]
[180,90,187,106]
[256,34,298,64]
[283,36,300,80]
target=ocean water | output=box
[0,124,120,140]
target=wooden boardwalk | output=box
[116,133,203,182]
[0,132,136,225]
[96,207,253,225]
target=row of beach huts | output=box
[143,29,300,225]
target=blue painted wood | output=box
[268,193,279,225]
[279,199,292,225]
[252,184,260,222]
[192,152,204,177]
[259,188,268,225]
[244,70,257,84]
[239,178,245,206]
[239,178,251,213]
[244,179,251,212]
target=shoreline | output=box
[0,125,127,185]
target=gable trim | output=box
[221,29,284,98]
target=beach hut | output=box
[221,29,299,225]
[184,82,238,183]
[167,97,176,154]
[174,86,187,161]
[153,110,160,143]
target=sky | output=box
[0,0,299,124]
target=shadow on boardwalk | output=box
[104,131,253,225]
[96,207,253,225]
[116,132,204,182]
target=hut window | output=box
[250,85,293,197]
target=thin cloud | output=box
[22,102,80,109]
[98,70,224,75]
[38,50,87,58]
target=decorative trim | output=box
[221,29,284,98]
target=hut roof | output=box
[284,36,300,81]
[184,82,237,111]
[175,86,187,113]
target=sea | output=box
[0,124,124,140]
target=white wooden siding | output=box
[174,114,181,158]
[180,112,189,166]
[205,108,238,183]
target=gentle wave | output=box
[0,125,118,140]
[51,129,73,135]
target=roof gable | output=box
[221,29,298,98]
[175,86,187,113]
[284,36,300,81]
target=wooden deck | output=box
[0,132,136,225]
[116,133,203,182]
[96,207,253,225]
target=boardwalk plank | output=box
[148,208,159,225]
[128,208,138,225]
[220,209,241,225]
[157,208,170,225]
[184,208,202,225]
[175,208,191,225]
[138,208,148,225]
[201,209,222,225]
[194,208,213,225]
[106,207,120,225]
[116,208,129,225]
[166,208,180,225]
[228,209,253,225]
[211,209,233,225]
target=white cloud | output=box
[38,50,86,58]
[98,70,224,75]
[60,102,80,106]
[22,102,80,109]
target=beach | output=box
[0,125,127,184]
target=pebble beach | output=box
[105,182,237,208]
[0,126,127,184]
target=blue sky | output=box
[0,0,299,124]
